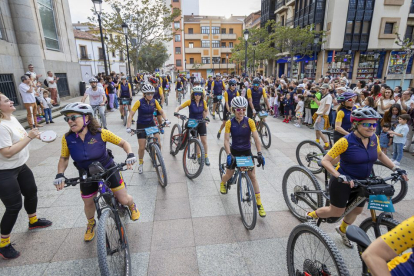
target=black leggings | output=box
[0,164,38,235]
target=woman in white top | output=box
[0,93,52,259]
[375,87,395,135]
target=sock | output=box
[139,159,144,165]
[212,112,215,115]
[0,237,10,248]
[218,129,222,133]
[339,220,350,233]
[220,181,225,186]
[316,139,320,143]
[205,154,208,158]
[325,142,329,148]
[307,211,318,219]
[255,193,262,206]
[88,217,95,225]
[197,153,201,158]
[29,215,38,224]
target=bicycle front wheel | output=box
[123,106,128,126]
[152,144,168,187]
[95,108,102,128]
[296,140,325,174]
[183,138,204,179]
[237,173,257,230]
[218,103,223,120]
[219,147,227,180]
[259,122,271,149]
[287,223,350,276]
[169,124,182,156]
[178,93,182,105]
[97,208,131,276]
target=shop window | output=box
[176,59,182,66]
[189,58,194,64]
[188,28,193,34]
[357,52,381,80]
[189,42,194,48]
[384,23,394,34]
[202,40,210,48]
[328,52,353,79]
[201,26,210,34]
[37,0,60,50]
[388,52,413,74]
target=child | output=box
[379,123,392,154]
[388,114,410,166]
[42,91,54,124]
[294,95,304,128]
[283,93,294,123]
[274,92,281,118]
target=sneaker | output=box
[282,119,287,122]
[220,182,227,194]
[212,114,215,119]
[306,212,317,223]
[205,157,210,166]
[0,244,20,259]
[129,203,140,221]
[393,160,401,166]
[335,226,353,248]
[50,121,55,123]
[28,218,52,230]
[46,122,49,124]
[294,123,301,128]
[217,132,221,139]
[324,145,330,150]
[138,164,143,174]
[257,205,266,217]
[84,220,96,242]
[286,120,290,123]
[121,115,124,120]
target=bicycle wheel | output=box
[95,108,102,128]
[371,160,408,204]
[208,98,213,114]
[237,173,257,230]
[259,122,272,149]
[178,92,182,105]
[152,144,168,187]
[97,208,131,276]
[183,138,204,179]
[282,166,323,222]
[218,102,223,120]
[219,147,227,179]
[165,93,168,106]
[359,216,399,242]
[296,140,325,174]
[123,106,128,126]
[169,124,182,156]
[287,223,350,276]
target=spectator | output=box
[379,123,392,155]
[19,75,42,129]
[396,90,414,112]
[46,71,59,106]
[25,64,42,82]
[375,87,395,135]
[353,80,366,94]
[106,76,115,112]
[363,96,375,108]
[312,84,332,149]
[388,114,410,166]
[41,91,54,124]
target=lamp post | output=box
[243,29,249,77]
[92,0,108,75]
[252,42,257,77]
[184,59,187,76]
[122,22,134,95]
[226,54,229,75]
[104,35,111,72]
[313,35,319,80]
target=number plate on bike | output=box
[122,100,130,105]
[367,195,395,212]
[188,119,199,128]
[235,156,254,167]
[258,111,268,118]
[145,126,159,136]
[216,95,222,100]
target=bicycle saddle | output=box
[321,130,333,136]
[346,225,372,249]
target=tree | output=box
[395,33,414,87]
[137,42,169,73]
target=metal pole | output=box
[244,41,248,76]
[98,14,108,75]
[125,35,134,95]
[253,49,255,77]
[227,59,228,75]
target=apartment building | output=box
[245,10,262,30]
[183,15,244,79]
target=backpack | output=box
[44,79,49,87]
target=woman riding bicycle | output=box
[210,73,226,119]
[126,84,170,174]
[307,107,408,248]
[220,96,266,217]
[217,79,239,139]
[247,77,270,119]
[333,91,356,143]
[149,78,164,128]
[54,103,140,242]
[175,86,210,166]
[175,78,184,101]
[117,76,133,121]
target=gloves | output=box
[257,152,265,167]
[126,128,131,133]
[395,168,407,176]
[227,153,235,167]
[165,120,171,126]
[126,153,137,165]
[338,174,352,183]
[54,173,65,186]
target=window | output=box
[112,51,116,58]
[176,59,182,66]
[202,57,210,64]
[405,26,414,40]
[281,15,285,26]
[174,22,180,29]
[80,46,87,59]
[212,40,220,48]
[201,26,210,34]
[354,21,361,34]
[212,57,220,64]
[98,48,104,60]
[116,35,120,42]
[188,28,193,34]
[221,58,226,64]
[0,74,19,105]
[0,7,7,41]
[201,40,210,48]
[175,34,181,41]
[212,27,220,34]
[362,21,370,33]
[229,42,233,48]
[175,47,181,54]
[119,50,124,61]
[346,21,353,33]
[384,22,394,34]
[221,42,226,48]
[37,0,59,50]
[190,58,194,64]
[173,0,179,2]
[229,28,233,34]
[189,42,194,48]
[221,28,226,34]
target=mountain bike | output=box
[131,125,168,187]
[92,105,106,128]
[118,98,132,126]
[170,113,209,179]
[253,111,271,149]
[219,147,263,230]
[164,85,169,106]
[64,162,132,276]
[177,88,183,105]
[209,94,223,120]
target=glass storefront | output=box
[328,51,353,79]
[387,51,413,75]
[357,51,380,80]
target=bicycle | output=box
[64,162,132,276]
[92,105,105,128]
[170,113,209,179]
[118,98,132,126]
[177,88,183,105]
[253,111,272,149]
[131,125,168,187]
[164,85,169,106]
[209,94,223,120]
[218,147,263,230]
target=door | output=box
[81,65,93,83]
[279,63,285,78]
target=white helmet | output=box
[231,96,248,108]
[192,86,204,94]
[60,102,94,117]
[142,84,155,93]
[89,77,98,83]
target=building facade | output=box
[0,0,81,107]
[183,15,244,79]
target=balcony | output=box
[275,0,287,13]
[184,33,203,39]
[185,47,204,54]
[286,17,294,27]
[220,34,237,39]
[286,0,295,6]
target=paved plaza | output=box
[1,93,413,275]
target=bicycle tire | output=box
[178,93,182,105]
[183,138,204,179]
[152,144,168,187]
[371,160,408,204]
[282,165,323,222]
[97,208,131,276]
[296,140,325,174]
[95,108,102,128]
[237,173,257,230]
[219,147,227,180]
[218,102,223,121]
[169,124,182,156]
[287,223,350,276]
[123,106,128,126]
[259,122,272,149]
[165,93,168,106]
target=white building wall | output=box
[323,0,349,50]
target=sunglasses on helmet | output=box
[63,115,83,122]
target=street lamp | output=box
[313,35,319,80]
[92,0,108,75]
[104,35,111,72]
[184,59,187,76]
[252,42,257,77]
[122,22,134,95]
[226,53,229,75]
[243,29,249,77]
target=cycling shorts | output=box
[227,148,254,170]
[329,176,365,209]
[119,97,132,105]
[80,168,124,198]
[223,106,232,121]
[136,121,156,139]
[213,96,222,104]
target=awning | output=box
[276,55,316,64]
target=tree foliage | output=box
[395,32,414,87]
[137,42,169,73]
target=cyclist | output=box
[174,86,210,166]
[333,91,356,143]
[54,102,140,242]
[161,74,169,92]
[81,77,107,129]
[190,74,195,89]
[307,107,408,248]
[126,84,170,174]
[117,76,133,121]
[247,77,270,119]
[211,73,226,119]
[217,79,239,139]
[167,74,171,83]
[149,78,165,128]
[205,75,213,95]
[156,73,162,86]
[175,77,184,101]
[362,215,414,276]
[219,96,266,217]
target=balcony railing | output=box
[275,0,286,11]
[286,17,294,27]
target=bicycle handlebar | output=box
[131,123,167,135]
[352,173,403,188]
[64,162,127,187]
[174,112,210,123]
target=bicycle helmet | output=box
[336,91,356,103]
[350,107,382,122]
[192,86,204,94]
[142,84,155,93]
[229,79,237,86]
[61,102,94,116]
[177,78,181,82]
[231,96,248,108]
[89,77,98,83]
[253,77,261,85]
[121,76,127,80]
[216,73,221,77]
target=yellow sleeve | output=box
[247,89,252,99]
[248,118,257,132]
[61,136,70,158]
[223,82,226,89]
[132,100,141,112]
[101,129,122,145]
[211,81,215,89]
[159,87,163,97]
[155,100,162,111]
[262,89,267,99]
[225,120,232,133]
[376,135,381,153]
[327,138,349,159]
[236,91,240,96]
[203,100,207,110]
[335,110,345,122]
[180,100,191,109]
[224,92,228,103]
[381,216,414,255]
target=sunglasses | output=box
[64,115,83,122]
[253,84,259,86]
[359,122,377,128]
[346,98,353,102]
[235,108,246,112]
[230,84,236,86]
[145,93,155,96]
[193,93,202,96]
